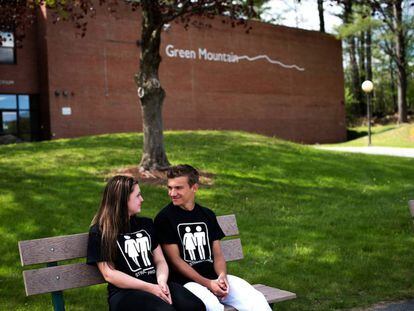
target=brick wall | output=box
[1,5,346,143]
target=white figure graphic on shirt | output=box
[183,226,197,260]
[194,225,206,260]
[124,235,140,267]
[136,233,151,266]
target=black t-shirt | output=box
[154,202,225,285]
[87,216,158,298]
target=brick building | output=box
[0,5,346,143]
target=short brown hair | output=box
[167,164,199,186]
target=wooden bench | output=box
[409,200,414,218]
[19,214,296,310]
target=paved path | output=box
[352,299,414,311]
[316,146,414,158]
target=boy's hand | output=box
[208,279,228,298]
[217,272,229,293]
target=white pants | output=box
[184,275,272,311]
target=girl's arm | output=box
[97,261,171,304]
[152,245,172,304]
[152,245,169,284]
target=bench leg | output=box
[50,291,65,311]
[47,262,65,311]
[269,303,274,310]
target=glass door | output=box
[0,94,40,141]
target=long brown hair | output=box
[91,175,138,263]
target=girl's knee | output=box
[153,306,176,311]
[183,299,206,311]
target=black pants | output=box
[109,282,206,311]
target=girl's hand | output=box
[149,283,172,304]
[159,281,170,296]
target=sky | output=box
[262,0,343,33]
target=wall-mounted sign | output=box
[165,44,305,71]
[166,44,238,63]
[62,107,72,115]
[0,80,15,85]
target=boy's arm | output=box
[162,243,228,297]
[212,240,229,292]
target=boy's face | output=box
[167,176,198,207]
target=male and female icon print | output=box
[182,225,207,261]
[123,231,151,268]
[123,224,207,269]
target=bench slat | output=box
[24,263,297,306]
[409,200,414,217]
[253,284,297,303]
[19,233,89,266]
[221,239,243,262]
[223,284,297,310]
[23,238,243,296]
[19,215,239,266]
[217,214,239,236]
[23,263,104,296]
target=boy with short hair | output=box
[154,164,271,311]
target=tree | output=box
[1,0,256,170]
[368,0,412,123]
[317,0,325,32]
[335,0,386,117]
[247,0,272,21]
[342,0,363,113]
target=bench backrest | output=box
[19,214,242,296]
[409,200,414,218]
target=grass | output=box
[327,123,414,148]
[1,130,414,310]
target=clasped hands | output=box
[150,281,172,304]
[209,272,229,299]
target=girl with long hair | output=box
[87,175,205,311]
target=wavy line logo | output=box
[236,55,305,71]
[165,44,305,72]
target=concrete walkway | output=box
[352,299,414,311]
[316,146,414,158]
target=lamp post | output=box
[361,80,374,146]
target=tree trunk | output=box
[136,2,170,170]
[389,55,397,113]
[365,27,374,114]
[343,0,363,115]
[392,0,407,123]
[365,27,372,82]
[358,32,366,82]
[358,32,366,114]
[317,0,325,33]
[349,36,363,114]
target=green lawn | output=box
[1,131,414,310]
[328,123,414,148]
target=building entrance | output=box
[0,94,40,142]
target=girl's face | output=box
[127,184,144,216]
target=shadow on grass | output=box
[347,129,368,140]
[346,126,399,142]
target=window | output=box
[0,32,15,64]
[0,94,39,141]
